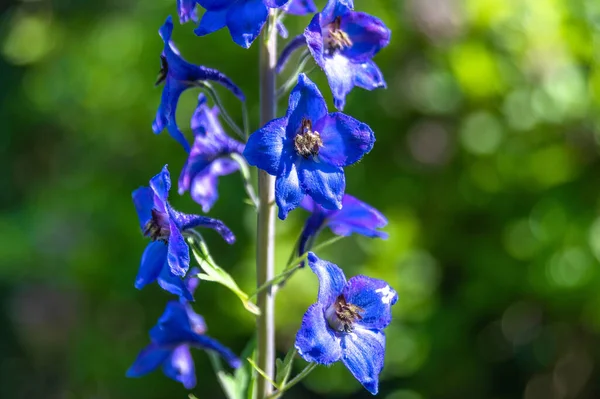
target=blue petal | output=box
[178,0,199,23]
[323,53,354,110]
[184,267,202,298]
[340,12,391,63]
[243,117,288,175]
[341,328,385,395]
[276,19,289,39]
[185,302,207,333]
[353,60,386,91]
[152,78,191,152]
[190,334,242,368]
[298,160,344,211]
[275,157,304,219]
[321,0,354,22]
[226,0,268,48]
[276,34,307,74]
[304,14,325,68]
[167,218,190,277]
[195,8,228,36]
[150,301,195,345]
[169,207,236,244]
[327,194,388,238]
[135,241,168,290]
[343,275,397,330]
[298,211,326,256]
[286,0,317,15]
[159,16,175,42]
[286,74,328,137]
[132,187,154,230]
[295,303,342,365]
[157,265,194,300]
[187,170,220,213]
[307,252,346,305]
[150,165,172,203]
[162,345,197,389]
[126,342,172,377]
[264,0,289,7]
[315,112,375,167]
[190,93,224,137]
[198,0,235,9]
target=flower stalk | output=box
[256,8,279,399]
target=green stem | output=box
[256,8,278,399]
[230,153,259,208]
[196,81,246,140]
[276,51,311,100]
[265,363,318,399]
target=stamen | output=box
[143,209,171,242]
[325,294,364,333]
[325,17,353,54]
[294,118,323,158]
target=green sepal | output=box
[208,337,256,399]
[275,347,296,388]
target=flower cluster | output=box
[128,0,396,395]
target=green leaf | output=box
[189,237,260,316]
[208,338,256,399]
[275,347,296,388]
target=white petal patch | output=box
[375,285,394,304]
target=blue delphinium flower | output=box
[243,73,375,219]
[178,0,199,23]
[194,0,291,48]
[295,252,397,394]
[299,194,388,256]
[132,165,235,298]
[153,16,245,152]
[127,274,241,389]
[303,0,390,110]
[285,0,317,15]
[178,94,245,213]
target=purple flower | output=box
[127,275,241,389]
[243,73,375,219]
[178,0,199,23]
[299,194,388,256]
[132,165,235,298]
[178,94,245,213]
[295,252,397,394]
[194,0,291,49]
[285,0,317,15]
[304,0,390,110]
[153,16,245,152]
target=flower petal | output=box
[264,0,289,8]
[170,207,236,244]
[340,12,391,63]
[178,0,199,24]
[321,0,354,22]
[184,268,202,297]
[328,194,388,238]
[150,301,195,344]
[157,265,194,300]
[341,328,385,395]
[226,0,268,48]
[167,218,190,277]
[188,171,220,213]
[286,73,328,137]
[275,158,304,220]
[307,252,346,305]
[152,78,191,152]
[243,117,288,176]
[304,14,325,68]
[353,60,386,91]
[276,19,289,39]
[295,303,342,365]
[132,187,154,230]
[190,334,242,369]
[135,241,168,290]
[343,275,397,330]
[198,0,235,8]
[150,165,172,203]
[315,112,375,167]
[126,342,171,377]
[298,160,345,211]
[298,212,325,257]
[194,8,228,36]
[286,0,317,15]
[276,34,307,74]
[162,345,197,389]
[322,53,354,110]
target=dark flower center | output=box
[325,294,364,333]
[143,209,171,242]
[324,17,353,55]
[155,55,168,86]
[294,118,323,158]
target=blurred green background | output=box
[2,0,600,398]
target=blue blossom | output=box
[178,94,245,213]
[178,0,200,23]
[303,0,390,110]
[299,194,388,256]
[285,0,317,15]
[194,0,290,48]
[243,73,375,219]
[127,275,241,389]
[132,165,235,299]
[153,16,245,152]
[295,252,397,394]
